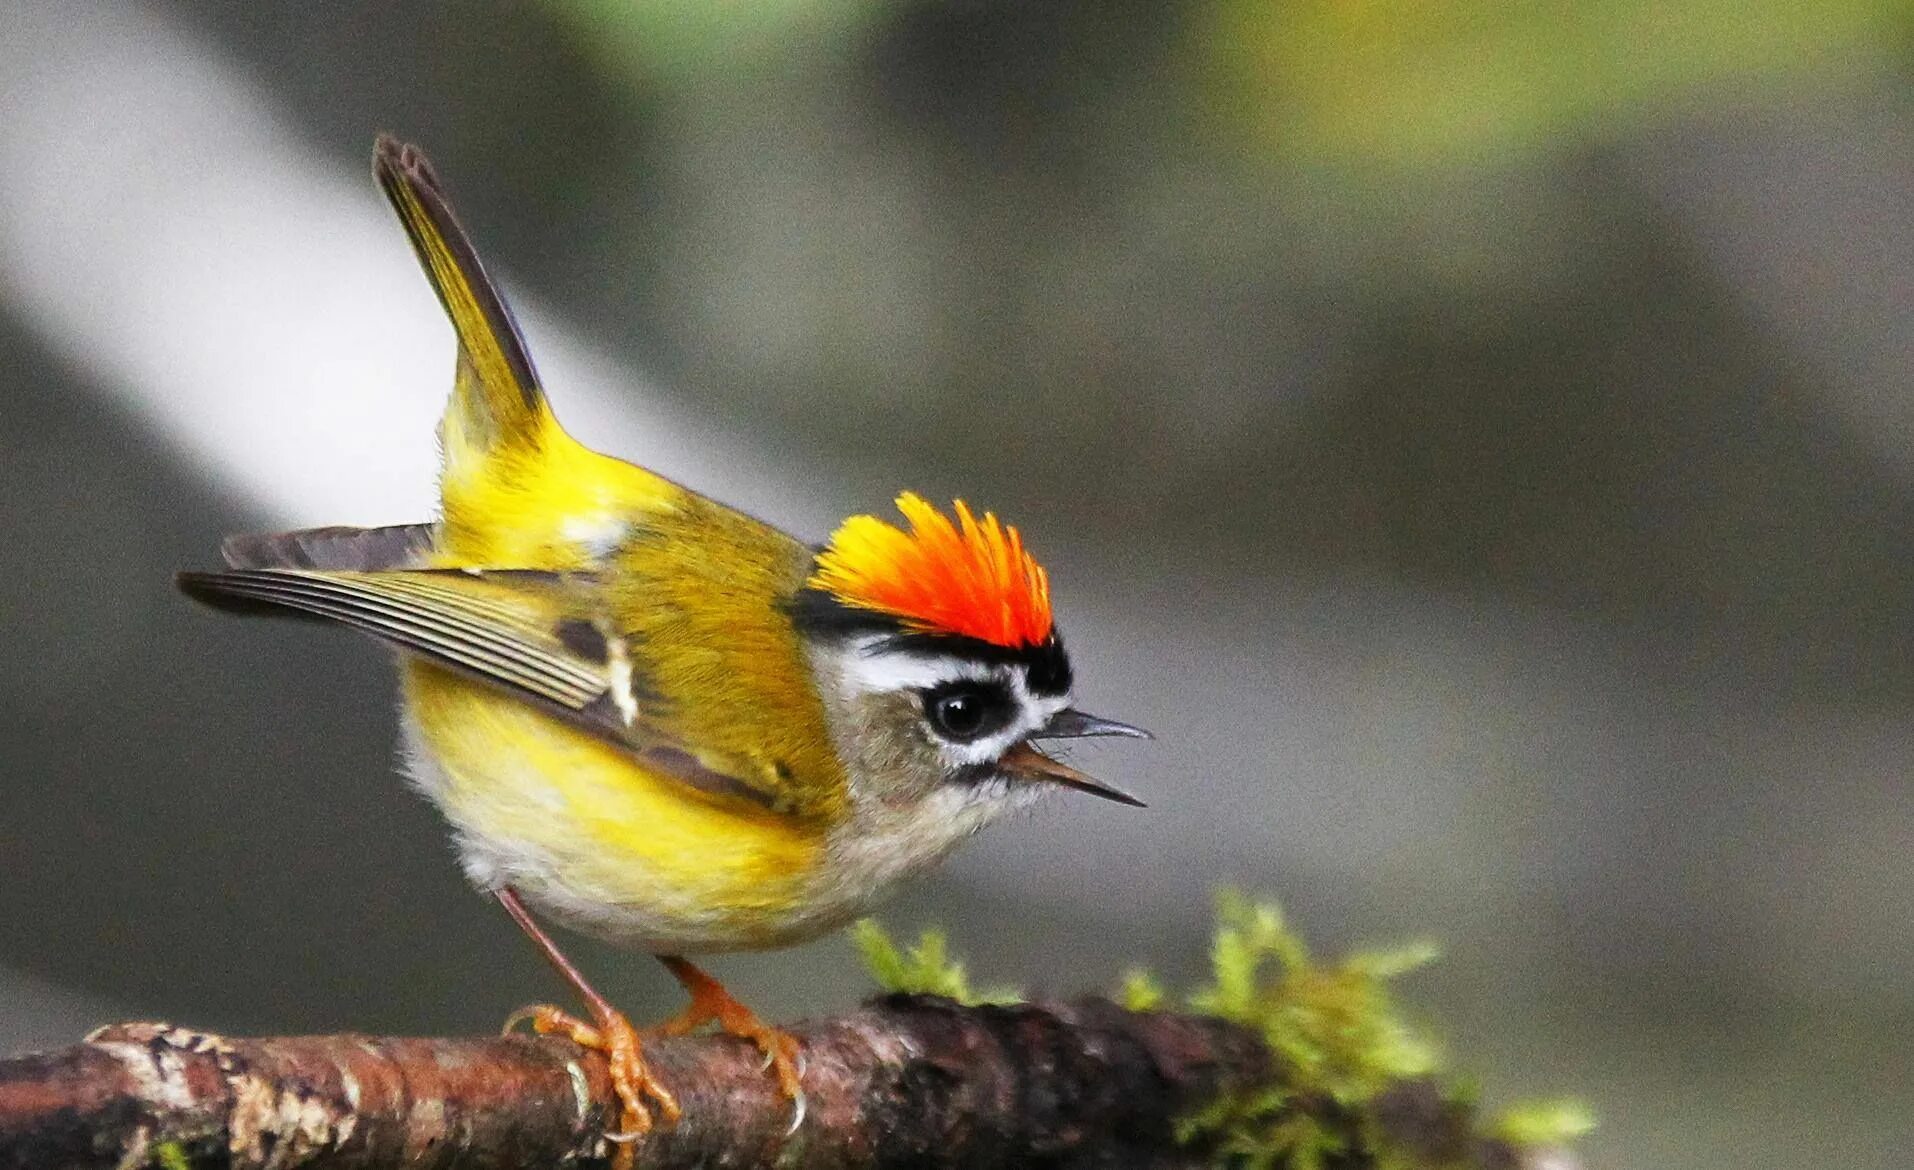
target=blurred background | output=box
[2,2,1910,1166]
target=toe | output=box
[646,1073,683,1125]
[502,1004,603,1047]
[601,1014,681,1129]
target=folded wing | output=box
[176,566,788,812]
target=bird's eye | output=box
[923,682,1015,744]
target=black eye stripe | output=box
[790,596,1075,698]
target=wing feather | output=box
[177,566,789,811]
[177,569,601,707]
[221,523,437,571]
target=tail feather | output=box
[373,135,548,460]
[359,138,683,568]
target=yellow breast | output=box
[402,661,828,952]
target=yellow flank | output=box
[402,416,855,939]
[406,659,824,941]
[378,134,855,942]
[414,346,853,913]
[423,395,851,824]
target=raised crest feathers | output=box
[808,493,1054,649]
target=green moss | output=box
[1493,1098,1597,1147]
[851,919,1020,1006]
[1119,967,1169,1012]
[861,894,1588,1167]
[1188,891,1440,1104]
[1154,890,1586,1167]
[151,1140,192,1170]
[1176,1085,1344,1170]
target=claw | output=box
[655,955,807,1137]
[491,890,682,1170]
[502,1002,677,1170]
[763,1045,808,1135]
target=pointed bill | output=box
[1002,742,1146,807]
[1035,708,1153,740]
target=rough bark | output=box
[0,996,1552,1169]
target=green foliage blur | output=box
[1200,0,1907,167]
[550,0,1909,168]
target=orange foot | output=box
[656,956,806,1129]
[505,1003,680,1169]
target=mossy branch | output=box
[856,893,1592,1168]
[0,898,1587,1169]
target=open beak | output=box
[1035,708,1154,741]
[1002,741,1147,807]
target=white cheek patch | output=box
[940,728,1021,768]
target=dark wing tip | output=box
[175,568,211,597]
[175,568,228,598]
[175,569,284,617]
[372,134,440,191]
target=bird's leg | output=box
[495,887,679,1169]
[654,955,806,1106]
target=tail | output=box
[366,138,688,568]
[373,135,553,479]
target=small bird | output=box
[178,137,1147,1157]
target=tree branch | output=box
[0,997,1563,1169]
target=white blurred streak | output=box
[0,0,838,537]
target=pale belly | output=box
[399,666,855,954]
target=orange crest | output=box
[809,493,1054,648]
